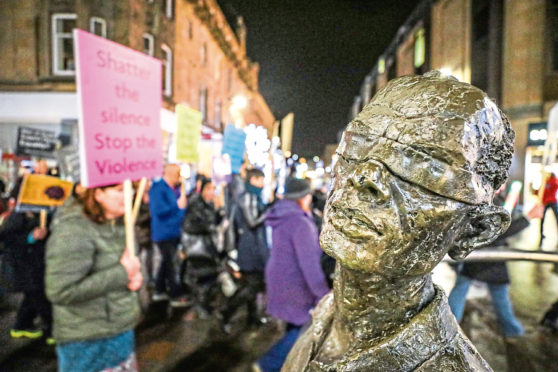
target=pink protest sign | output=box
[74,29,163,187]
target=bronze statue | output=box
[283,71,515,371]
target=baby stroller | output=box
[180,232,224,317]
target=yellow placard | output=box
[176,104,202,163]
[17,174,73,207]
[197,141,214,178]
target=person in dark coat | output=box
[183,179,224,239]
[220,168,268,330]
[448,193,527,338]
[257,178,330,372]
[182,179,224,314]
[0,209,52,341]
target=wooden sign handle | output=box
[131,178,147,225]
[39,209,47,229]
[181,176,187,197]
[124,179,135,257]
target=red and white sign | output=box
[74,29,163,187]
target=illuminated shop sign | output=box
[527,122,548,147]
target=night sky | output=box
[220,0,421,157]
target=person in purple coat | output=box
[257,178,330,372]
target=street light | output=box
[231,94,248,110]
[229,94,248,128]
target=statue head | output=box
[320,71,515,277]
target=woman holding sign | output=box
[45,184,142,372]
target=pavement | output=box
[1,216,558,371]
[0,296,280,372]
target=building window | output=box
[386,57,396,81]
[414,29,426,69]
[550,0,558,71]
[215,100,222,129]
[227,69,232,92]
[90,17,107,38]
[188,21,194,39]
[52,13,77,76]
[165,0,173,19]
[199,87,208,122]
[143,33,154,56]
[161,45,172,96]
[377,57,386,74]
[202,43,208,66]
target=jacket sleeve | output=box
[149,184,182,219]
[239,194,267,228]
[45,224,129,306]
[0,212,29,237]
[292,219,330,302]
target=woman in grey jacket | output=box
[46,184,142,372]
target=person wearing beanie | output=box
[256,178,329,372]
[283,178,312,201]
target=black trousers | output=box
[15,289,52,336]
[540,203,558,240]
[543,299,558,322]
[155,238,184,298]
[222,271,264,324]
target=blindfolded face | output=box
[321,152,471,277]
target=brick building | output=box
[0,0,274,164]
[348,0,558,197]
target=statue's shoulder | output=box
[416,329,493,372]
[282,292,335,371]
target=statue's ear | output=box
[448,205,511,260]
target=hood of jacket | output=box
[266,199,308,228]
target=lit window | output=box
[378,57,385,74]
[166,0,173,19]
[52,13,77,76]
[161,45,172,96]
[90,17,107,38]
[414,29,425,69]
[143,33,154,56]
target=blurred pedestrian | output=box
[182,179,225,315]
[46,185,142,372]
[149,164,188,306]
[0,208,52,343]
[539,172,558,245]
[189,173,209,197]
[448,192,527,339]
[136,182,153,288]
[256,178,329,372]
[220,168,268,330]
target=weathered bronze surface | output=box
[283,71,515,371]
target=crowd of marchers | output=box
[0,160,331,372]
[2,160,558,372]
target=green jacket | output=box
[45,197,140,343]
